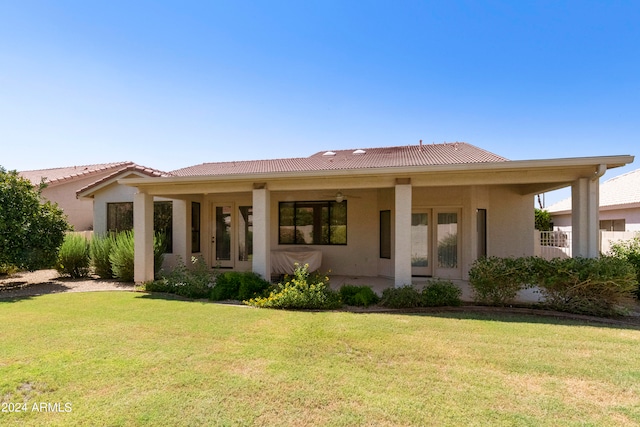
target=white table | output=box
[271,247,322,274]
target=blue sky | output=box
[1,1,638,205]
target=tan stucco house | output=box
[20,162,167,231]
[77,142,633,287]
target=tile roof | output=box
[172,142,508,177]
[547,168,640,213]
[19,162,134,186]
[75,163,171,196]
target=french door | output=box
[411,212,431,276]
[411,209,460,278]
[212,205,233,268]
[211,203,253,270]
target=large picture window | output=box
[279,201,347,245]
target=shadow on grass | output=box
[0,282,71,302]
[378,305,640,330]
[135,292,215,304]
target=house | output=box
[548,168,640,232]
[77,142,633,287]
[20,162,167,232]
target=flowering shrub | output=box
[146,256,214,299]
[245,263,341,309]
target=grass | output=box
[1,292,639,426]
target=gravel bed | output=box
[0,269,134,299]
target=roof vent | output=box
[323,151,336,157]
[352,149,366,155]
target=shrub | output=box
[90,233,115,279]
[56,233,91,278]
[422,279,462,307]
[531,256,637,316]
[468,257,532,306]
[0,167,70,271]
[609,236,640,298]
[110,231,135,282]
[339,285,380,307]
[245,263,341,309]
[380,285,423,308]
[147,256,214,299]
[210,271,271,301]
[109,231,167,282]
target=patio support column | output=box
[571,176,600,258]
[172,199,189,263]
[394,179,412,287]
[134,191,154,283]
[252,184,271,280]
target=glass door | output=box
[435,209,461,278]
[213,205,233,268]
[411,212,431,276]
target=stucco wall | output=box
[488,187,534,257]
[42,171,122,231]
[552,206,640,232]
[92,183,140,235]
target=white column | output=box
[172,199,189,263]
[252,185,271,280]
[571,177,599,258]
[394,181,412,287]
[134,191,154,283]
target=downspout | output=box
[592,164,606,181]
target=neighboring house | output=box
[77,142,633,286]
[548,168,640,232]
[19,162,154,231]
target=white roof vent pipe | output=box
[323,151,336,157]
[352,149,366,155]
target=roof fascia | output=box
[119,155,634,189]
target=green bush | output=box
[0,167,70,271]
[380,285,423,308]
[245,263,341,309]
[531,256,638,316]
[210,271,271,301]
[90,233,115,279]
[110,231,135,282]
[108,231,167,282]
[468,257,532,306]
[56,233,90,278]
[422,279,462,307]
[609,235,640,298]
[339,285,380,307]
[147,256,214,299]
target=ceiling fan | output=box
[321,190,361,202]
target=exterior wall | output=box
[552,207,640,232]
[269,189,380,276]
[487,186,534,258]
[92,183,139,235]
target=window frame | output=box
[278,200,347,245]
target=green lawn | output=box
[1,292,639,426]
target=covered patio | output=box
[116,144,632,289]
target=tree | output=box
[535,208,552,231]
[0,167,69,271]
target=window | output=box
[477,209,487,258]
[238,206,253,261]
[154,201,173,253]
[107,202,133,233]
[600,219,625,231]
[380,210,391,259]
[192,202,201,253]
[437,212,458,268]
[106,201,173,253]
[279,201,347,245]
